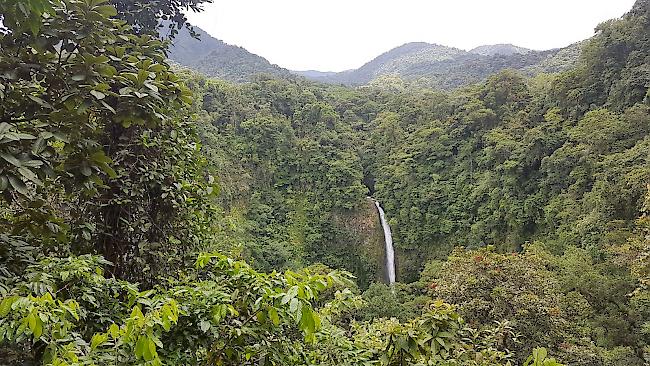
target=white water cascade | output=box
[373,200,396,284]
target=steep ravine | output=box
[330,197,390,287]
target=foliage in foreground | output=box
[0,253,346,365]
[0,252,565,365]
[0,0,218,288]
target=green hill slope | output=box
[167,25,291,82]
[470,43,532,56]
[296,42,582,90]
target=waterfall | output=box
[373,200,396,284]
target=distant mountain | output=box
[167,25,582,90]
[300,42,466,85]
[293,70,341,79]
[469,44,531,56]
[343,43,466,85]
[166,25,290,82]
[293,42,582,90]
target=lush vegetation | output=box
[291,42,580,90]
[166,26,581,90]
[167,26,291,83]
[469,44,531,57]
[1,0,648,365]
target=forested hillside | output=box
[293,42,581,90]
[167,25,291,82]
[1,0,649,365]
[166,26,581,91]
[469,44,531,56]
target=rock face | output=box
[330,198,388,288]
[373,200,396,284]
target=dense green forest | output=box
[166,26,291,83]
[0,0,649,365]
[166,25,581,90]
[290,42,581,90]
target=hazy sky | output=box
[186,0,637,72]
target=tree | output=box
[110,0,213,39]
[0,0,215,284]
[0,253,350,364]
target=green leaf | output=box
[18,167,42,185]
[162,317,171,331]
[108,324,120,339]
[135,335,147,359]
[143,338,156,361]
[27,95,53,109]
[32,137,47,154]
[27,313,36,333]
[137,69,149,84]
[1,153,22,167]
[91,333,108,349]
[16,318,27,337]
[289,298,299,313]
[100,100,116,113]
[0,122,12,134]
[0,296,18,317]
[94,5,117,17]
[8,176,29,196]
[144,83,158,93]
[179,94,193,104]
[90,90,106,100]
[90,151,112,164]
[0,175,8,190]
[32,318,43,339]
[149,64,165,73]
[118,87,133,96]
[98,65,117,77]
[268,307,280,326]
[80,164,92,177]
[299,305,316,336]
[151,335,163,349]
[52,132,70,143]
[97,162,117,178]
[15,133,37,140]
[199,320,210,332]
[65,302,79,321]
[22,159,44,168]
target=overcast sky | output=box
[186,0,637,72]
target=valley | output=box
[168,26,582,90]
[0,0,649,365]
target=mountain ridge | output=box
[166,25,291,82]
[469,43,532,56]
[167,26,582,90]
[289,41,581,89]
